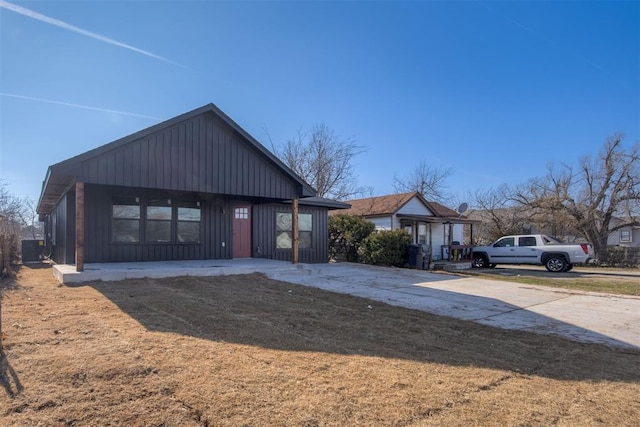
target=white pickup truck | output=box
[471,234,592,272]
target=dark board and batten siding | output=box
[40,105,333,266]
[47,190,76,265]
[252,204,329,263]
[79,115,298,200]
[83,184,232,263]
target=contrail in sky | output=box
[1,93,161,120]
[475,0,617,81]
[0,0,184,67]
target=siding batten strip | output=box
[75,182,85,272]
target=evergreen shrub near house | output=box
[604,247,640,267]
[328,214,375,262]
[358,229,412,267]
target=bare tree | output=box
[272,123,367,200]
[512,133,640,262]
[393,161,454,203]
[468,185,532,243]
[0,182,33,276]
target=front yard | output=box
[1,265,639,426]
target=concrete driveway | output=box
[268,262,640,350]
[54,259,640,350]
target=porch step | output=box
[430,262,472,271]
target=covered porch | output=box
[396,214,479,270]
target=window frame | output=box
[275,212,313,250]
[111,196,203,245]
[177,201,202,244]
[620,229,632,243]
[146,199,173,244]
[111,196,141,243]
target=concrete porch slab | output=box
[53,258,303,284]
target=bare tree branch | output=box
[392,161,454,203]
[272,123,367,200]
[510,134,640,262]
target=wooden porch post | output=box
[75,182,84,272]
[292,198,299,264]
[447,222,453,262]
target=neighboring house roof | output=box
[332,192,478,223]
[335,192,416,217]
[37,103,316,215]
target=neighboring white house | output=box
[332,192,479,261]
[607,225,640,248]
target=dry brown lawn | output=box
[1,264,639,426]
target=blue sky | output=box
[1,0,638,206]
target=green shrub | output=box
[328,214,375,262]
[358,229,412,267]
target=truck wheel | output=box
[545,256,567,272]
[472,254,489,268]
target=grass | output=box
[457,268,640,296]
[1,264,639,426]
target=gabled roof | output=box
[335,192,418,217]
[424,200,460,218]
[334,191,461,217]
[37,103,316,215]
[332,192,479,223]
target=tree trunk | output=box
[590,236,609,264]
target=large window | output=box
[112,196,202,244]
[146,199,172,243]
[177,201,201,243]
[276,212,312,249]
[112,196,141,242]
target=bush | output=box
[328,214,375,262]
[603,247,640,267]
[358,229,412,267]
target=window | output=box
[620,230,632,243]
[418,223,428,245]
[112,196,203,244]
[276,212,312,249]
[112,196,140,242]
[494,237,514,247]
[519,236,537,247]
[178,202,201,243]
[147,199,172,243]
[235,207,249,219]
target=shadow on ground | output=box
[0,351,23,398]
[81,272,640,384]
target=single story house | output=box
[37,103,349,271]
[331,192,479,261]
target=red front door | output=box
[232,206,251,258]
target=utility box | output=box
[21,240,44,263]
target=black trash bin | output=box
[406,244,422,269]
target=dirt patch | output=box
[1,264,639,426]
